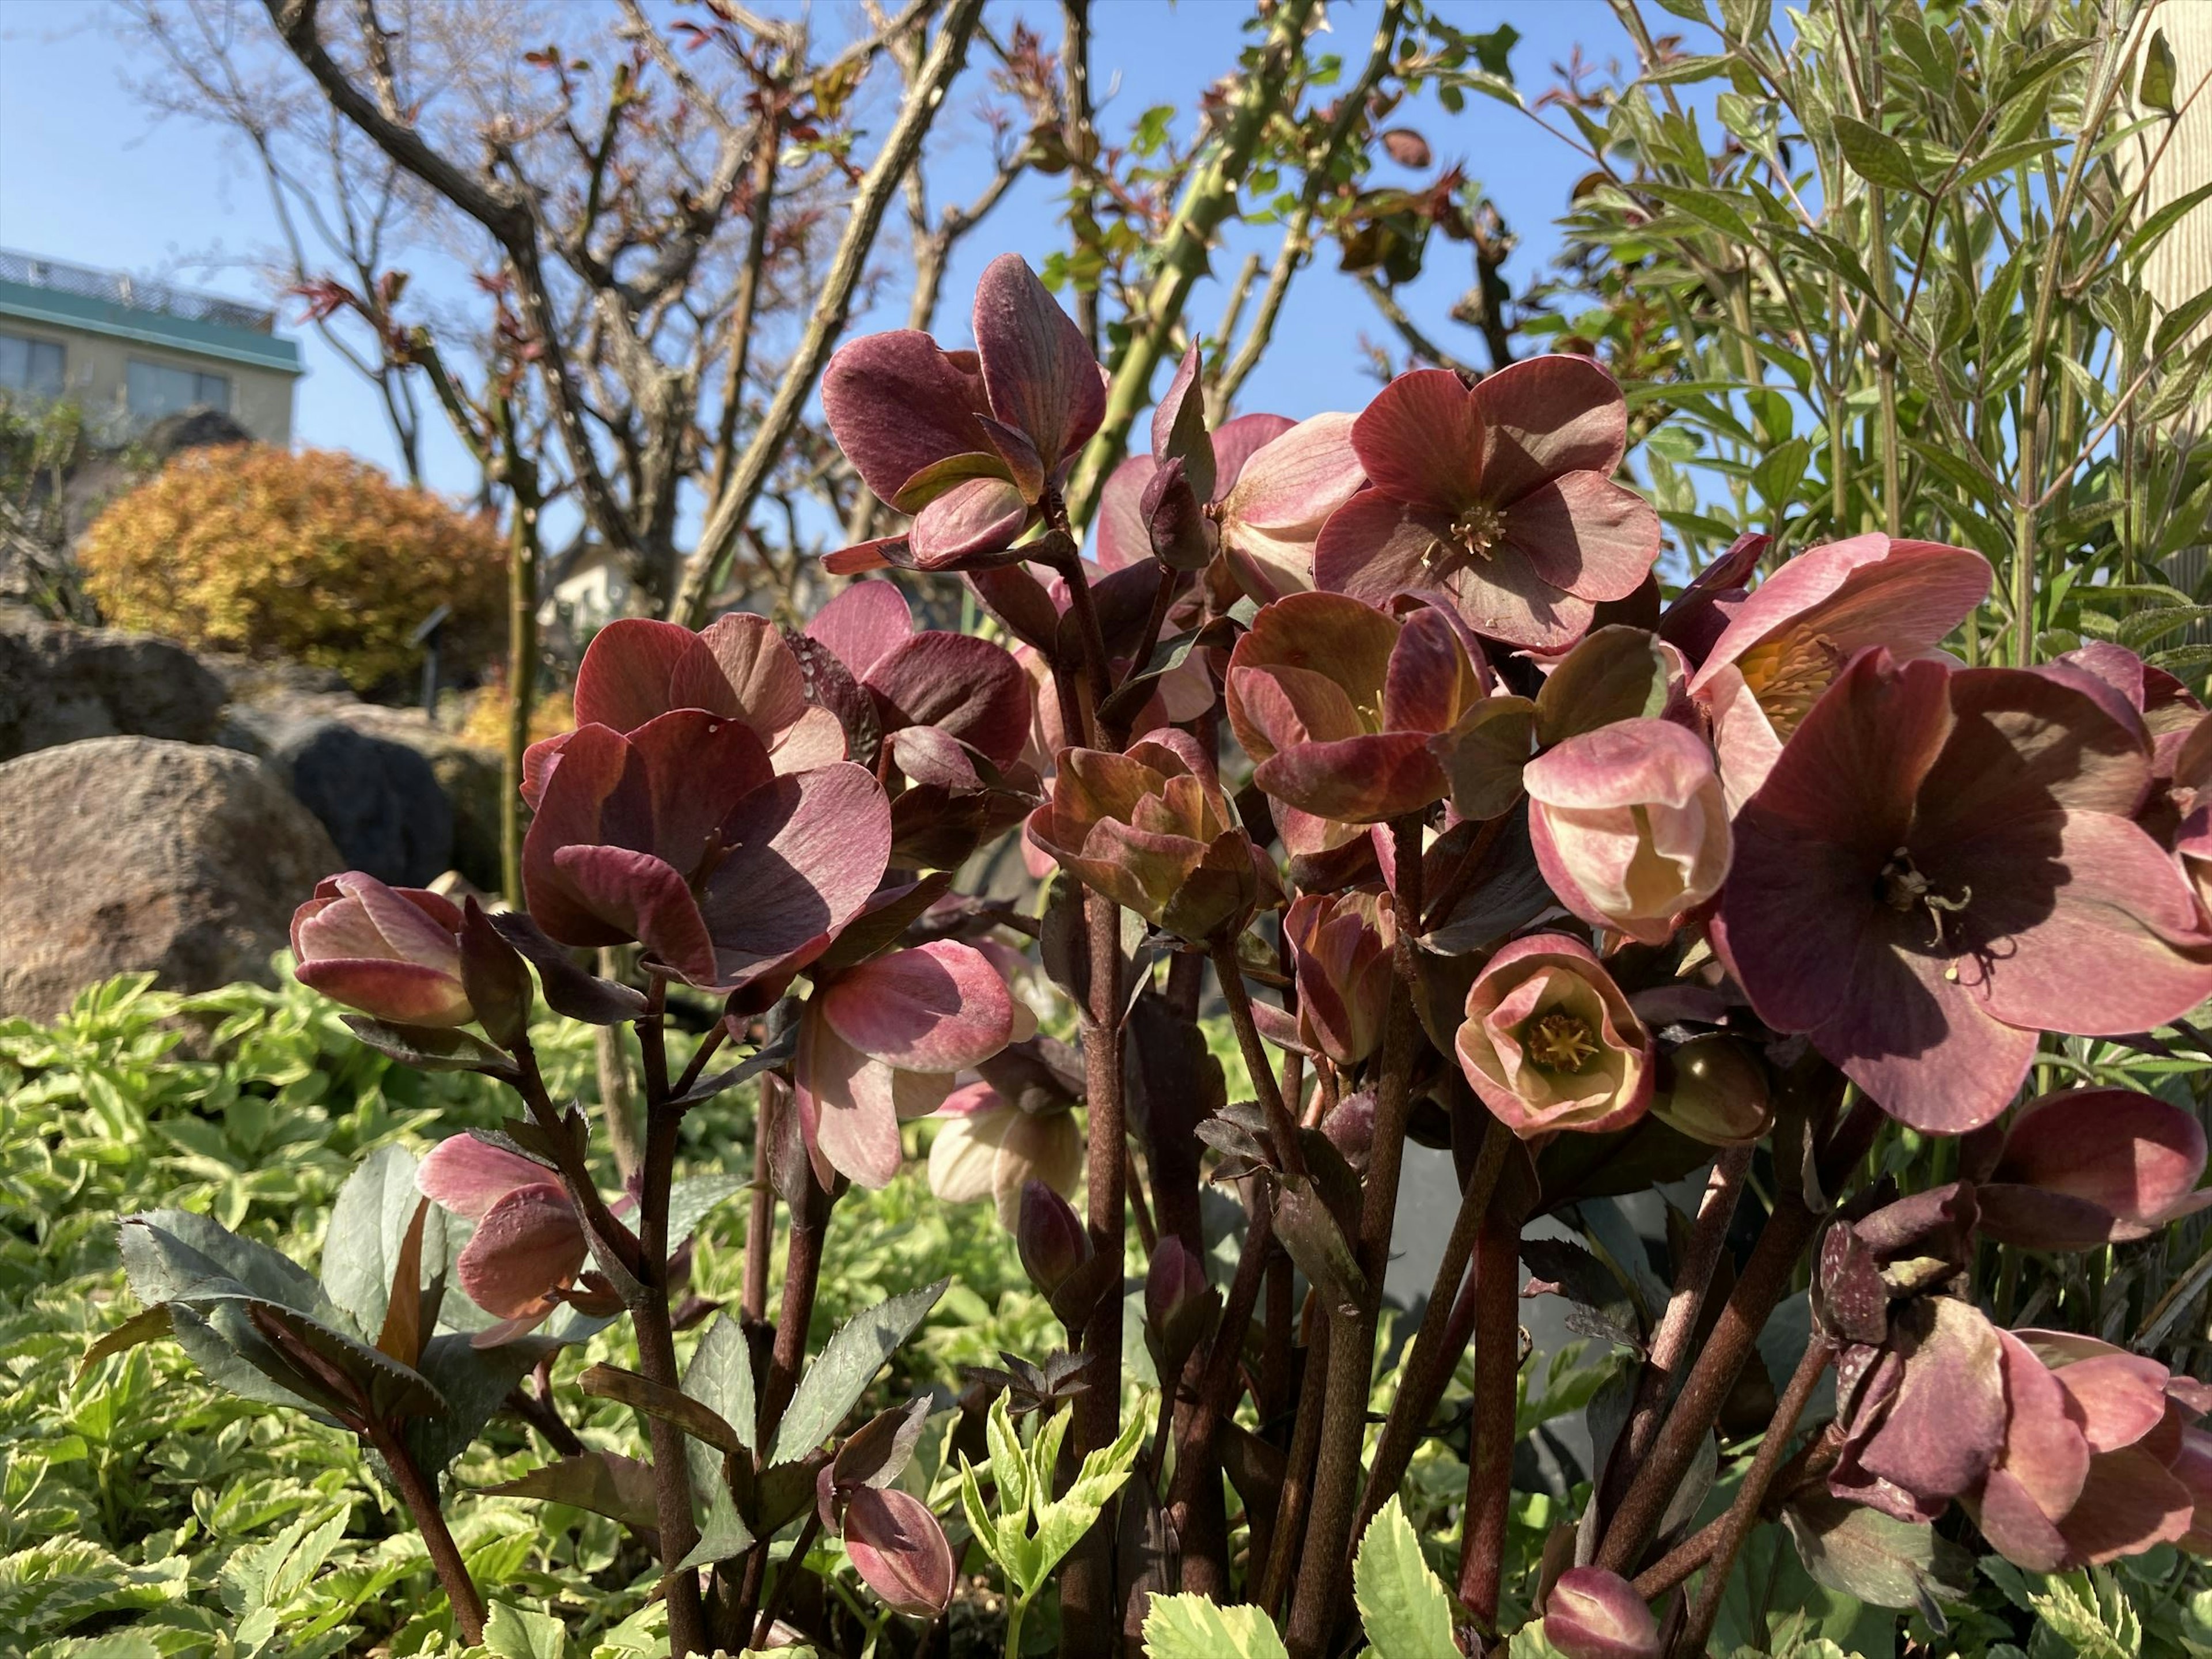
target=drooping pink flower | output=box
[291,873,473,1027]
[927,1081,1081,1228]
[1224,590,1494,824]
[1215,412,1369,604]
[521,615,846,808]
[1454,933,1653,1137]
[1524,717,1730,945]
[1311,359,1661,649]
[1687,534,1990,806]
[793,942,1017,1189]
[1714,650,2212,1133]
[1282,888,1397,1066]
[802,580,1033,770]
[1964,1088,2212,1249]
[522,712,891,993]
[417,1137,616,1344]
[820,255,1104,570]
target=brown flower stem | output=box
[760,1161,834,1438]
[743,1081,778,1324]
[672,1018,729,1099]
[1601,1145,1755,1527]
[1597,1101,1879,1576]
[751,1509,824,1650]
[1166,1180,1276,1594]
[505,1378,585,1458]
[361,1414,488,1645]
[1062,885,1127,1659]
[1124,565,1180,690]
[511,1037,643,1287]
[1210,938,1307,1180]
[1356,1112,1508,1543]
[633,990,709,1656]
[1671,1340,1834,1657]
[1456,1194,1531,1628]
[1634,1430,1841,1600]
[1283,812,1427,1659]
[1256,1306,1329,1619]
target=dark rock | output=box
[274,719,455,887]
[0,737,341,1020]
[0,605,228,760]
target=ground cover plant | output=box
[35,0,2212,1656]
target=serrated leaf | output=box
[407,1332,565,1478]
[1783,1493,1974,1615]
[340,1015,517,1077]
[120,1210,339,1325]
[1141,1594,1291,1658]
[768,1279,947,1467]
[484,1599,567,1659]
[682,1310,756,1452]
[321,1146,442,1342]
[665,1173,747,1251]
[1354,1495,1460,1659]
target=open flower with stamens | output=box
[1224,590,1494,824]
[1310,359,1661,649]
[1714,650,2212,1132]
[1687,533,1990,806]
[1454,933,1653,1137]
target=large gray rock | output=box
[0,737,341,1020]
[0,607,228,760]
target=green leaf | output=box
[77,1304,177,1378]
[2025,1567,2142,1659]
[1833,116,1919,193]
[481,1452,660,1532]
[340,1015,517,1077]
[1028,1402,1149,1597]
[665,1172,748,1248]
[321,1145,442,1340]
[1782,1494,1973,1617]
[682,1310,756,1451]
[768,1279,947,1467]
[2142,28,2177,116]
[1535,626,1672,745]
[484,1600,569,1659]
[120,1209,338,1324]
[1141,1594,1291,1658]
[676,1480,756,1573]
[407,1332,563,1478]
[1354,1495,1460,1659]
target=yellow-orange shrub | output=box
[79,444,506,691]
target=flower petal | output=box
[908,475,1032,565]
[1469,354,1631,503]
[698,613,811,734]
[806,580,915,681]
[1499,471,1662,603]
[573,619,737,732]
[865,631,1033,769]
[295,959,474,1027]
[1349,368,1481,512]
[1312,488,1454,608]
[698,763,893,987]
[822,942,1015,1071]
[797,1019,906,1190]
[418,1135,558,1221]
[821,330,993,505]
[550,844,718,984]
[973,253,1104,468]
[456,1181,586,1320]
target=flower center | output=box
[1526,1012,1600,1071]
[1877,846,1972,946]
[1427,501,1508,578]
[1738,630,1849,738]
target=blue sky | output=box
[0,0,1636,505]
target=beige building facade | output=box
[0,249,301,444]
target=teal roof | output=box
[0,277,304,376]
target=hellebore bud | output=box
[1651,1035,1772,1146]
[1543,1567,1662,1659]
[291,872,474,1028]
[1145,1235,1221,1384]
[1017,1178,1101,1331]
[842,1486,956,1618]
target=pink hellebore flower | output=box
[842,1486,956,1618]
[1215,412,1369,604]
[1312,358,1662,650]
[417,1137,615,1344]
[1542,1567,1662,1659]
[1454,933,1654,1137]
[521,614,845,807]
[1687,533,1991,807]
[1524,717,1730,945]
[1714,650,2212,1134]
[1224,590,1493,825]
[1964,1088,2212,1250]
[1282,888,1397,1066]
[820,254,1104,570]
[802,580,1034,771]
[926,1080,1082,1228]
[794,942,1017,1190]
[290,872,474,1027]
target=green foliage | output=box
[1352,1497,1461,1659]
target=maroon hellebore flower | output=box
[417,1137,621,1345]
[820,253,1104,570]
[1964,1088,2212,1249]
[1312,358,1662,650]
[1714,650,2212,1133]
[1524,716,1730,945]
[793,942,1017,1189]
[842,1486,957,1618]
[1025,728,1266,942]
[802,579,1034,770]
[1224,590,1494,824]
[291,872,473,1028]
[1214,411,1368,604]
[522,613,845,807]
[1454,933,1654,1137]
[1688,533,1990,806]
[1281,888,1397,1066]
[522,711,891,993]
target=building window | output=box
[127,357,230,421]
[0,331,65,398]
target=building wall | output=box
[0,315,297,445]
